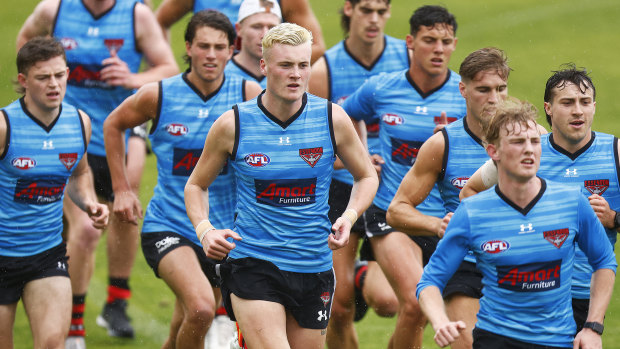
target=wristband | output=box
[342,208,358,225]
[196,219,215,243]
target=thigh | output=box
[286,311,326,349]
[0,303,17,348]
[231,294,289,349]
[22,276,72,340]
[331,234,360,303]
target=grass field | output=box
[3,0,620,348]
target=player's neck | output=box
[497,173,541,208]
[261,90,304,123]
[83,0,116,16]
[408,65,448,95]
[234,52,263,78]
[186,70,224,97]
[465,114,485,140]
[551,130,592,155]
[22,95,59,127]
[345,34,385,67]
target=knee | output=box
[37,331,65,349]
[184,301,216,329]
[367,291,398,318]
[67,221,101,251]
[399,296,425,324]
[328,298,354,326]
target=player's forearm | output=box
[587,268,616,323]
[418,286,451,329]
[103,121,131,194]
[387,200,442,236]
[184,181,211,228]
[348,174,379,217]
[66,166,98,212]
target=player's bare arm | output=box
[574,268,615,349]
[100,2,179,90]
[155,0,193,40]
[282,0,325,63]
[330,104,378,250]
[244,80,263,100]
[104,83,159,224]
[418,286,466,348]
[185,110,241,259]
[66,111,109,229]
[15,0,59,49]
[308,57,328,99]
[387,131,445,236]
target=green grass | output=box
[4,0,620,348]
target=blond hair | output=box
[484,97,539,147]
[262,23,313,61]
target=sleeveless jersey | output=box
[224,59,266,88]
[343,70,466,216]
[324,36,410,185]
[539,132,620,299]
[418,180,616,348]
[231,92,336,272]
[438,117,488,263]
[194,0,243,23]
[143,73,244,243]
[0,99,86,257]
[53,0,143,156]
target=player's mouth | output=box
[366,27,379,37]
[521,158,535,167]
[569,119,584,128]
[431,58,444,67]
[47,91,60,99]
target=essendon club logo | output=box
[104,39,124,55]
[497,259,561,292]
[14,178,66,205]
[584,179,609,195]
[382,113,403,126]
[244,153,270,167]
[59,37,78,50]
[172,148,201,176]
[299,147,323,168]
[59,153,78,171]
[543,228,569,249]
[433,115,457,125]
[390,138,423,166]
[255,178,316,207]
[320,292,331,307]
[450,177,469,190]
[12,157,36,170]
[481,240,510,254]
[167,123,188,136]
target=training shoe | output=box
[353,259,369,322]
[96,299,135,338]
[65,336,86,349]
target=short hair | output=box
[484,98,539,147]
[409,5,457,37]
[543,64,595,126]
[184,10,235,64]
[17,37,66,76]
[340,0,390,34]
[262,23,313,61]
[459,47,511,83]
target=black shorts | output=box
[0,243,69,304]
[572,298,589,334]
[87,153,114,202]
[473,327,570,349]
[219,257,335,330]
[443,260,483,299]
[141,231,219,286]
[328,179,366,235]
[360,204,439,265]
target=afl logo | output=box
[450,177,469,190]
[166,123,188,136]
[244,153,270,167]
[382,113,403,125]
[481,240,510,254]
[59,38,78,50]
[12,157,36,170]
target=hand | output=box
[85,201,109,229]
[329,216,351,250]
[113,191,143,225]
[438,212,453,238]
[588,194,615,229]
[201,229,242,260]
[100,54,135,89]
[433,320,466,348]
[573,327,602,349]
[369,153,385,177]
[433,111,449,134]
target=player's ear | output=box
[486,143,499,161]
[406,34,414,51]
[17,73,27,90]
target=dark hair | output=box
[17,37,66,75]
[543,63,595,126]
[184,10,236,64]
[340,0,390,34]
[459,47,511,82]
[409,5,457,36]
